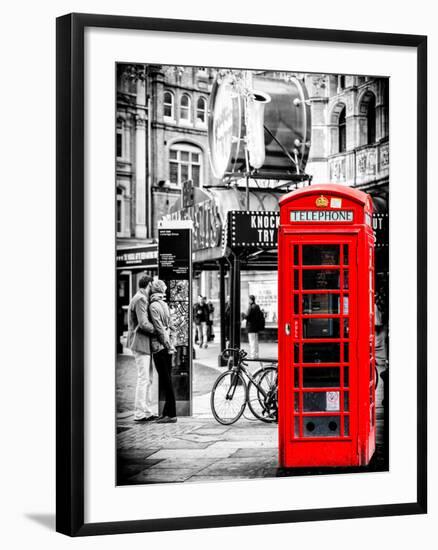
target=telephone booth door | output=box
[279,234,360,467]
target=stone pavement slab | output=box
[185,475,255,483]
[145,457,220,470]
[152,440,212,450]
[128,468,197,484]
[198,457,278,477]
[207,440,277,449]
[147,448,236,460]
[232,447,278,458]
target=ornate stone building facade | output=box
[116,65,148,242]
[116,64,216,247]
[305,73,389,196]
[116,67,389,247]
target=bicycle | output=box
[210,348,278,425]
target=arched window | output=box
[338,106,346,153]
[163,91,174,119]
[196,97,207,124]
[169,143,202,186]
[359,91,377,146]
[367,94,376,144]
[179,94,191,122]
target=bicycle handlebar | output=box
[221,347,248,361]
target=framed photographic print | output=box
[56,13,427,536]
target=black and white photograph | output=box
[115,64,390,485]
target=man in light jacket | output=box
[127,275,158,422]
[149,280,177,423]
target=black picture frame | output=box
[56,12,427,536]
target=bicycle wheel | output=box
[247,366,278,423]
[211,370,247,425]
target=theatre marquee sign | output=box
[228,210,280,249]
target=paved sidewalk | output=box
[117,341,280,484]
[117,416,278,485]
[117,333,387,485]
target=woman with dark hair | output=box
[149,279,177,423]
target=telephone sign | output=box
[290,210,353,222]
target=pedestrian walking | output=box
[242,294,265,359]
[224,297,231,347]
[149,279,178,423]
[127,274,159,422]
[207,300,215,342]
[193,295,209,348]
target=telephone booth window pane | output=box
[302,391,340,411]
[343,244,349,265]
[302,245,340,265]
[303,343,340,363]
[294,294,299,314]
[303,416,340,437]
[294,344,300,363]
[303,318,340,339]
[303,367,340,387]
[293,245,299,265]
[303,294,340,314]
[344,391,349,411]
[343,270,349,289]
[344,416,350,436]
[294,393,299,411]
[343,296,349,314]
[344,367,349,387]
[294,417,300,437]
[343,318,349,337]
[303,270,340,289]
[294,270,299,289]
[344,343,349,362]
[294,367,300,388]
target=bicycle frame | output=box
[230,362,276,401]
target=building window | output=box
[196,97,207,124]
[338,106,346,153]
[338,75,346,90]
[169,143,202,186]
[179,94,191,122]
[163,91,174,119]
[116,129,123,159]
[367,94,376,144]
[116,191,123,235]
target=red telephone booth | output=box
[278,184,376,468]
